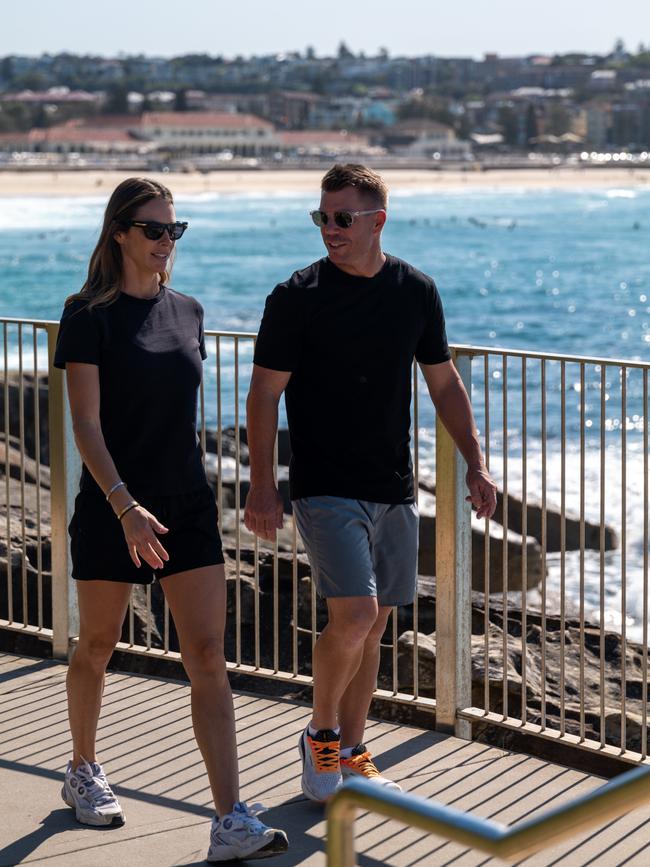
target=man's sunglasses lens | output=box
[310,211,353,229]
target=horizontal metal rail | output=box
[327,765,650,864]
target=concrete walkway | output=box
[1,651,649,866]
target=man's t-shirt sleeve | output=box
[415,280,452,365]
[53,301,102,369]
[253,282,303,372]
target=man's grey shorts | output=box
[292,496,419,607]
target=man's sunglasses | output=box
[309,209,384,229]
[128,220,189,241]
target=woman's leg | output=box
[67,580,132,767]
[160,565,238,817]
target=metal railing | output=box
[326,765,650,865]
[2,318,650,767]
[453,345,650,765]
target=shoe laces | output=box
[74,763,116,806]
[309,736,340,773]
[342,751,380,778]
[216,801,268,835]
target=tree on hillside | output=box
[498,105,519,146]
[105,84,129,114]
[525,103,539,142]
[175,89,188,111]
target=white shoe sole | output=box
[340,768,402,791]
[61,784,125,827]
[207,831,289,861]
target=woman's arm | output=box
[66,362,169,569]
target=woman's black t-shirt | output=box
[54,286,208,498]
[253,254,451,504]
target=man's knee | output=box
[327,597,379,644]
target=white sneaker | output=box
[206,801,289,862]
[61,759,125,827]
[298,727,342,803]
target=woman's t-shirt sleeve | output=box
[197,301,207,361]
[253,282,303,372]
[415,280,452,365]
[53,301,103,369]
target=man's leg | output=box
[311,595,380,731]
[336,605,393,749]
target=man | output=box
[244,163,496,803]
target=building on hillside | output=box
[137,111,278,156]
[0,119,150,155]
[277,129,378,160]
[382,119,472,160]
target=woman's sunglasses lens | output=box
[172,224,186,240]
[143,225,165,240]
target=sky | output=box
[2,0,649,60]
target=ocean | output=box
[1,184,649,638]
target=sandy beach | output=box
[0,166,649,197]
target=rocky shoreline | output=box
[2,372,640,775]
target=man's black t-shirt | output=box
[54,286,207,498]
[253,254,451,504]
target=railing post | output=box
[326,795,358,867]
[435,352,472,738]
[46,324,80,659]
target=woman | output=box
[54,177,288,862]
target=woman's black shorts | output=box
[69,485,225,585]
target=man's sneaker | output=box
[340,743,402,791]
[206,801,289,862]
[61,759,125,826]
[298,727,342,803]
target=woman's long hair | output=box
[66,177,175,308]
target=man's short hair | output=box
[321,163,388,209]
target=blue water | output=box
[2,187,649,355]
[1,185,649,637]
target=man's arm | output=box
[244,364,292,541]
[419,359,497,520]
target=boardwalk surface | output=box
[1,651,650,866]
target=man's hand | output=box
[244,483,284,541]
[465,465,497,520]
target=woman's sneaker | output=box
[61,759,125,826]
[298,727,342,803]
[340,744,402,791]
[206,802,289,862]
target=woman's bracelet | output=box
[105,480,126,503]
[117,501,139,521]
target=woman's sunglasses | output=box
[128,220,189,241]
[309,209,384,229]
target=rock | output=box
[0,433,50,489]
[496,491,619,553]
[0,373,50,464]
[418,509,544,593]
[204,427,250,465]
[602,710,649,754]
[419,480,618,553]
[397,605,649,752]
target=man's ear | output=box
[374,210,387,233]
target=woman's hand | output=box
[120,506,169,569]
